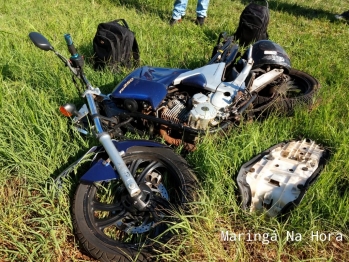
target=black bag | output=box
[93,19,140,71]
[234,0,269,46]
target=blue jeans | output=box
[172,0,210,20]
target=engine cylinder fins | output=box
[161,99,190,124]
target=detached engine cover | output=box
[237,139,328,217]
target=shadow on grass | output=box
[1,64,16,80]
[110,0,339,23]
[112,0,172,21]
[239,0,338,22]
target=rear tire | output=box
[72,147,197,262]
[252,68,320,114]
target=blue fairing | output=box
[79,140,167,183]
[111,66,189,109]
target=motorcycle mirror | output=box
[29,32,54,51]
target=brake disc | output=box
[121,171,169,234]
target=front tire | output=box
[72,147,197,262]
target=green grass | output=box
[1,0,349,261]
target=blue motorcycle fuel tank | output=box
[111,66,189,109]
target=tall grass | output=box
[0,0,349,261]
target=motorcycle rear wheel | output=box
[252,68,320,114]
[72,147,197,262]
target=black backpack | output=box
[234,0,269,46]
[93,19,140,71]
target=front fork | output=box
[84,89,141,197]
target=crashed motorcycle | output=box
[71,35,319,150]
[29,32,197,261]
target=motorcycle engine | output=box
[160,92,233,130]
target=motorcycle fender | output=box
[79,158,119,183]
[80,140,168,183]
[55,140,168,186]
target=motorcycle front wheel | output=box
[72,147,197,262]
[251,68,320,114]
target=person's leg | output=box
[196,0,210,18]
[172,0,189,20]
[195,0,210,25]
